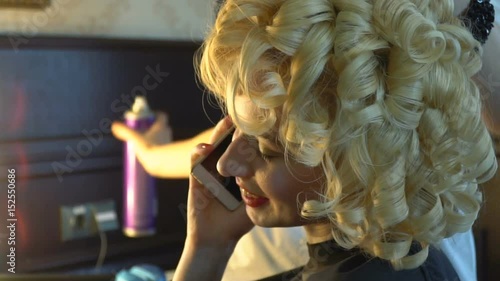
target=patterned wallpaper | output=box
[0,0,215,41]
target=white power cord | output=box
[91,208,108,272]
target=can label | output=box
[123,116,157,237]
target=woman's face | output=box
[217,95,325,227]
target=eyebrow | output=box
[257,134,282,150]
[241,132,277,148]
[260,127,279,140]
[259,132,274,141]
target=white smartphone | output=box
[191,126,243,211]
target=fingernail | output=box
[198,143,209,150]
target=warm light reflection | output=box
[7,83,29,176]
[13,142,28,251]
[10,83,27,134]
[6,84,29,252]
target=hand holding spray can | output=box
[123,96,157,237]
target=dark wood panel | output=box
[2,170,189,272]
[0,36,202,51]
[0,37,221,273]
[0,40,221,142]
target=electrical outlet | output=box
[60,200,119,241]
[60,204,94,241]
[91,200,120,232]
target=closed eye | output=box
[242,134,282,161]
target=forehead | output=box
[232,94,280,139]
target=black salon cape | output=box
[257,239,460,281]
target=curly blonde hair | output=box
[196,0,498,269]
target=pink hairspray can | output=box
[123,96,157,237]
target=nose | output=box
[216,132,255,178]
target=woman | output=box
[170,0,497,280]
[113,0,498,280]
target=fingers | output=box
[112,110,170,144]
[152,111,169,129]
[111,122,143,143]
[190,143,214,168]
[111,121,152,156]
[187,142,254,242]
[189,143,215,190]
[148,112,169,135]
[209,116,233,143]
[147,112,173,145]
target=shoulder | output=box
[338,246,460,281]
[257,244,460,281]
[299,245,459,281]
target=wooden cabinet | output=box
[0,37,221,273]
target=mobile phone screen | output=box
[199,129,243,202]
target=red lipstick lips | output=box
[236,178,269,208]
[241,190,269,208]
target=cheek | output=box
[263,165,307,204]
[265,165,324,203]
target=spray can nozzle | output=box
[131,96,150,113]
[125,96,154,121]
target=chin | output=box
[247,212,304,227]
[248,216,283,227]
[253,222,297,228]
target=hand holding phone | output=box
[191,126,243,211]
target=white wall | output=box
[0,0,215,41]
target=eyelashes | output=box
[242,134,281,161]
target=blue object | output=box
[115,264,166,281]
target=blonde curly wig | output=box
[196,0,498,270]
